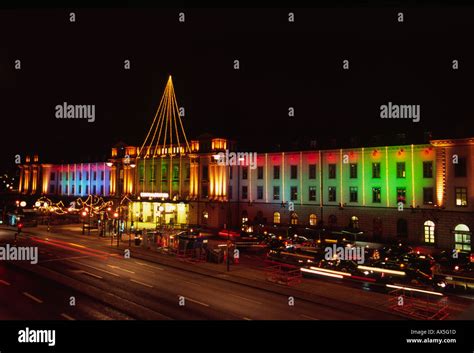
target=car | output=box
[397,252,436,275]
[379,243,413,259]
[286,234,313,246]
[435,250,473,274]
[266,247,322,267]
[264,233,287,249]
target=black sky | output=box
[1,8,474,171]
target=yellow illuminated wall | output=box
[42,165,52,194]
[209,161,227,199]
[189,157,199,198]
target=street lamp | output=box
[114,210,120,247]
[81,210,88,234]
[158,206,164,228]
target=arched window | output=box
[309,214,317,226]
[273,212,280,224]
[397,219,408,238]
[350,216,359,229]
[290,212,298,225]
[202,211,209,225]
[455,224,471,251]
[373,217,383,240]
[241,210,249,225]
[424,220,435,244]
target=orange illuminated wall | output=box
[18,167,24,193]
[110,166,117,195]
[209,161,227,200]
[23,168,30,194]
[191,141,200,153]
[189,157,199,198]
[42,165,52,194]
[435,147,446,207]
[123,165,134,194]
[211,138,227,151]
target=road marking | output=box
[183,280,202,287]
[229,294,262,305]
[81,271,103,279]
[182,296,210,307]
[130,279,154,288]
[0,280,11,286]
[108,265,135,274]
[23,292,43,304]
[60,313,75,321]
[67,260,120,277]
[41,255,92,263]
[300,314,319,320]
[67,242,86,248]
[134,262,164,271]
[242,317,252,320]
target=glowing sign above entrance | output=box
[140,192,169,199]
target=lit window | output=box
[290,212,298,225]
[372,163,381,178]
[350,216,359,229]
[454,224,471,251]
[396,162,406,178]
[372,187,381,203]
[273,212,280,224]
[309,186,316,201]
[349,163,357,179]
[396,187,406,204]
[349,186,358,203]
[455,187,468,207]
[424,220,435,244]
[309,214,317,226]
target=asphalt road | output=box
[0,227,428,320]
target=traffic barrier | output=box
[387,287,449,320]
[264,262,302,286]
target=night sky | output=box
[1,7,474,172]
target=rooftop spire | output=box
[138,75,190,157]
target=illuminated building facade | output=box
[198,137,472,251]
[16,75,474,251]
[17,136,474,251]
[19,157,112,197]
